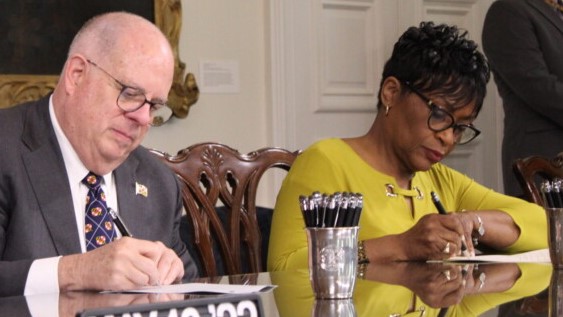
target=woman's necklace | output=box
[545,0,563,14]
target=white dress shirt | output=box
[24,96,120,299]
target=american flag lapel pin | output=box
[135,182,148,197]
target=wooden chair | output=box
[512,152,563,206]
[501,155,563,315]
[150,142,299,277]
[509,153,563,316]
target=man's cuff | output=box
[24,256,61,295]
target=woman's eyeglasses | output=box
[401,81,480,145]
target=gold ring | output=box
[442,242,451,254]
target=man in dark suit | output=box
[482,0,563,197]
[0,12,197,297]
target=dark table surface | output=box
[2,261,554,317]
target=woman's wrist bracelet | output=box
[358,240,369,264]
[357,262,368,279]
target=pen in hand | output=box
[430,191,447,215]
[431,191,468,254]
[108,208,162,286]
[108,208,133,237]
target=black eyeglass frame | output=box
[401,80,481,145]
[86,59,167,115]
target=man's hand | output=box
[58,237,184,292]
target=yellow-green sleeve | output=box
[450,263,551,316]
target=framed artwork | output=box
[0,0,199,123]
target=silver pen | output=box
[108,208,133,237]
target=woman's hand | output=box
[361,210,518,262]
[362,262,521,308]
[451,210,521,251]
[398,213,467,260]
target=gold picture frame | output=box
[0,0,199,121]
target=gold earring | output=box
[385,104,390,116]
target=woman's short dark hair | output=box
[378,21,490,116]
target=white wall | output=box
[142,0,504,207]
[142,1,281,207]
[143,0,270,155]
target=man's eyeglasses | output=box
[86,59,172,125]
[401,81,481,145]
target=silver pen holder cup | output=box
[305,226,359,299]
[549,270,563,316]
[546,208,563,269]
[312,299,357,317]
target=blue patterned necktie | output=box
[83,172,116,251]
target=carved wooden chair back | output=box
[151,142,299,277]
[512,152,563,206]
[511,154,563,314]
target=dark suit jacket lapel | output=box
[114,154,144,236]
[21,97,82,255]
[529,0,563,34]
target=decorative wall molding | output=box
[317,0,377,113]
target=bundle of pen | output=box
[299,191,363,228]
[541,179,563,208]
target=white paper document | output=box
[437,248,551,263]
[118,283,274,294]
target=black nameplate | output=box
[76,294,264,317]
